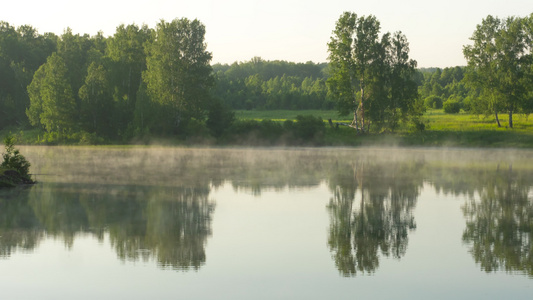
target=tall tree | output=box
[0,22,56,128]
[143,18,213,134]
[328,13,419,132]
[386,32,420,130]
[463,15,531,128]
[327,12,381,132]
[26,52,76,132]
[106,24,152,134]
[78,62,112,135]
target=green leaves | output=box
[327,12,419,132]
[1,135,31,179]
[143,18,214,133]
[26,53,76,133]
[463,15,532,128]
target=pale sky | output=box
[2,0,532,68]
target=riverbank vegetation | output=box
[0,13,531,147]
[0,135,33,187]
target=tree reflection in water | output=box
[327,160,423,276]
[462,164,533,276]
[2,147,533,278]
[0,183,214,271]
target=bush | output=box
[1,135,31,178]
[443,99,461,114]
[291,115,325,140]
[206,100,235,138]
[424,96,443,109]
[462,96,474,112]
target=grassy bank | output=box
[2,109,533,148]
[234,109,533,148]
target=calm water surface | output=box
[1,147,532,299]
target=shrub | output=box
[258,119,284,139]
[291,115,325,140]
[462,96,474,112]
[207,100,235,138]
[424,96,443,109]
[443,99,461,114]
[1,135,31,178]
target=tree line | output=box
[1,19,222,143]
[0,13,532,143]
[213,58,333,110]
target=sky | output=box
[2,0,532,68]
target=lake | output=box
[1,146,532,299]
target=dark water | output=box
[1,147,532,299]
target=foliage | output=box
[327,12,419,132]
[1,135,31,178]
[26,53,77,132]
[213,58,332,110]
[143,18,214,134]
[206,99,235,138]
[443,99,461,114]
[290,115,325,140]
[0,22,57,129]
[424,95,443,109]
[224,115,325,145]
[463,15,533,128]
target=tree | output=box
[106,24,152,134]
[26,52,76,132]
[0,22,56,129]
[1,135,31,179]
[462,165,533,275]
[327,13,419,132]
[78,62,113,135]
[463,15,531,128]
[327,12,382,132]
[143,18,214,134]
[327,160,421,276]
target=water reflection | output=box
[1,147,533,279]
[0,183,214,270]
[327,159,423,276]
[462,164,533,276]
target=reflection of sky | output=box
[1,182,532,299]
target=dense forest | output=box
[0,13,532,144]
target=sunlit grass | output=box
[424,109,533,132]
[234,109,533,148]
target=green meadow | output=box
[234,109,533,148]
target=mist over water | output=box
[1,146,532,299]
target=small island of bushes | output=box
[0,135,34,188]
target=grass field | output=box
[234,109,533,148]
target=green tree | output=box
[106,24,152,135]
[1,135,31,179]
[143,18,214,134]
[26,52,76,132]
[327,160,421,276]
[462,165,533,275]
[327,12,382,132]
[463,15,531,128]
[78,62,113,135]
[328,13,419,132]
[0,22,56,129]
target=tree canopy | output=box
[327,12,421,133]
[463,14,533,128]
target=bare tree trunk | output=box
[360,75,365,133]
[353,101,359,131]
[495,110,501,127]
[508,109,513,128]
